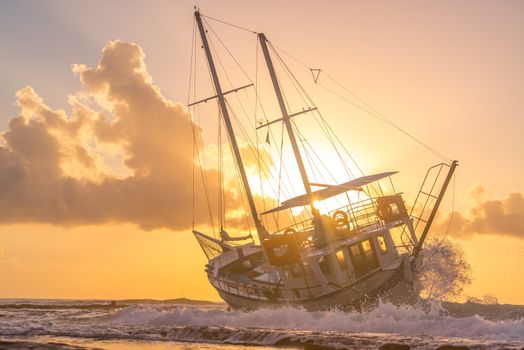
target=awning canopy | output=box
[261,171,398,215]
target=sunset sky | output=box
[1,0,523,304]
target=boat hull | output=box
[214,255,416,311]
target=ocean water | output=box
[0,299,523,349]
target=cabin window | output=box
[319,255,331,274]
[350,244,360,257]
[349,243,366,276]
[349,240,380,277]
[362,239,380,270]
[362,240,372,252]
[336,248,347,270]
[376,235,388,254]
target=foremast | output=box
[195,11,267,239]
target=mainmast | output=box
[195,11,266,239]
[258,33,319,217]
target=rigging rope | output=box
[201,13,258,34]
[189,18,196,231]
[207,19,309,199]
[420,171,456,271]
[254,37,266,214]
[269,43,362,179]
[218,105,224,229]
[197,13,452,165]
[204,19,313,227]
[196,15,446,233]
[203,17,255,83]
[189,18,216,236]
[271,44,452,163]
[203,27,250,233]
[203,22,280,233]
[192,15,307,233]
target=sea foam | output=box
[105,301,524,342]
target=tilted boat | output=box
[188,10,457,311]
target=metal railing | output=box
[209,274,324,301]
[329,197,382,232]
[270,196,386,239]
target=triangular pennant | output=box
[310,68,321,83]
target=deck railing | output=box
[270,196,386,238]
[209,274,323,301]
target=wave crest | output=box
[105,301,524,341]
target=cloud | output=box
[436,186,524,239]
[0,40,254,231]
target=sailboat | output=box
[189,10,457,311]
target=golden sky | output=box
[0,0,523,304]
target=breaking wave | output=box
[105,302,524,340]
[1,301,523,348]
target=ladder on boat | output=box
[403,161,458,257]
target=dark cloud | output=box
[437,187,524,239]
[0,40,251,231]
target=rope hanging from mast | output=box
[268,42,358,180]
[196,11,453,166]
[203,18,314,227]
[270,44,452,163]
[189,16,217,237]
[191,11,456,245]
[201,13,259,34]
[193,12,364,232]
